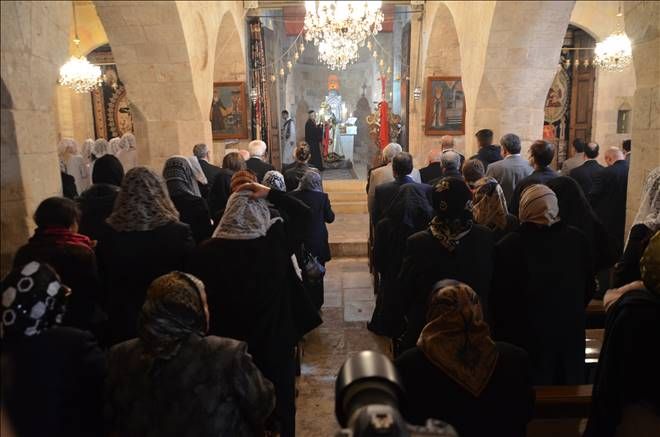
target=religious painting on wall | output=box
[210,81,248,140]
[424,76,465,135]
[91,64,134,139]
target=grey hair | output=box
[500,133,521,154]
[383,143,403,162]
[248,140,267,157]
[441,150,460,170]
[193,143,209,159]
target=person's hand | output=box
[236,182,271,199]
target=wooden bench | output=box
[530,385,593,437]
[586,299,606,328]
[585,328,604,364]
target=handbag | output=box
[301,244,325,282]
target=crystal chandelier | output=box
[593,3,632,72]
[304,1,384,70]
[59,2,102,93]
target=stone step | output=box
[328,191,367,203]
[331,201,368,214]
[323,179,367,192]
[329,240,368,258]
[328,213,369,258]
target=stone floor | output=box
[295,257,390,436]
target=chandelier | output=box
[593,3,632,72]
[304,1,384,70]
[59,2,102,93]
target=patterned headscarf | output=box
[58,138,79,157]
[519,184,559,226]
[81,139,95,162]
[138,272,207,360]
[417,281,498,397]
[163,156,201,197]
[633,167,660,233]
[472,177,508,231]
[298,170,323,192]
[641,231,660,294]
[92,138,110,159]
[1,262,69,342]
[263,170,286,192]
[429,177,473,251]
[120,132,136,151]
[212,191,282,240]
[106,167,180,232]
[109,137,122,155]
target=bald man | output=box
[419,149,443,184]
[589,146,629,256]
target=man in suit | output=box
[304,110,324,171]
[373,152,428,226]
[428,150,463,186]
[193,143,221,187]
[419,149,443,184]
[559,138,586,175]
[470,129,502,170]
[569,142,604,196]
[509,139,558,215]
[589,147,630,257]
[485,133,533,207]
[367,143,421,217]
[245,140,274,182]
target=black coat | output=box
[589,160,629,256]
[170,193,213,244]
[96,222,195,345]
[471,145,503,170]
[394,226,495,352]
[305,119,324,170]
[284,162,318,192]
[569,159,603,197]
[246,157,274,183]
[373,178,430,226]
[419,162,442,184]
[428,169,463,186]
[77,184,120,242]
[199,159,222,187]
[208,168,234,221]
[491,222,595,385]
[2,327,106,437]
[61,172,78,199]
[612,223,655,288]
[509,166,558,215]
[395,343,534,437]
[13,240,103,334]
[289,190,335,262]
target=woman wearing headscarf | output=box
[394,177,495,354]
[96,167,195,345]
[77,154,124,241]
[105,272,275,437]
[187,155,209,198]
[585,231,660,437]
[12,197,103,334]
[116,132,137,171]
[472,177,518,242]
[81,138,95,164]
[208,152,246,222]
[369,183,433,337]
[491,184,595,385]
[163,156,213,244]
[1,262,106,437]
[108,137,122,156]
[289,171,335,310]
[91,138,109,161]
[59,138,91,194]
[395,281,534,437]
[262,170,287,192]
[612,167,659,287]
[189,182,320,437]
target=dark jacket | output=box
[396,343,534,437]
[61,172,78,199]
[246,157,274,183]
[428,168,463,186]
[373,177,429,226]
[419,162,442,184]
[13,240,102,334]
[77,184,120,241]
[569,159,603,197]
[3,327,106,437]
[491,222,595,385]
[471,145,503,170]
[394,225,495,352]
[170,193,213,244]
[96,222,195,345]
[589,160,629,256]
[106,334,275,437]
[584,289,660,437]
[208,168,234,222]
[305,119,324,170]
[199,159,222,187]
[510,166,559,215]
[612,224,655,288]
[289,190,335,262]
[284,162,318,192]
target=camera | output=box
[335,351,459,437]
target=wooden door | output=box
[568,30,596,157]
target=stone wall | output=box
[1,1,72,275]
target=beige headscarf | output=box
[472,177,508,230]
[417,281,498,397]
[212,191,282,240]
[106,167,180,232]
[519,184,559,226]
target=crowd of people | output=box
[2,128,658,437]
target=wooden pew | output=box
[585,328,604,364]
[586,299,606,328]
[529,385,593,437]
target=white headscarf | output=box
[109,137,122,155]
[81,139,95,163]
[120,132,136,151]
[212,191,282,240]
[92,139,110,159]
[633,167,660,232]
[187,156,208,185]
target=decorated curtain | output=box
[249,19,270,145]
